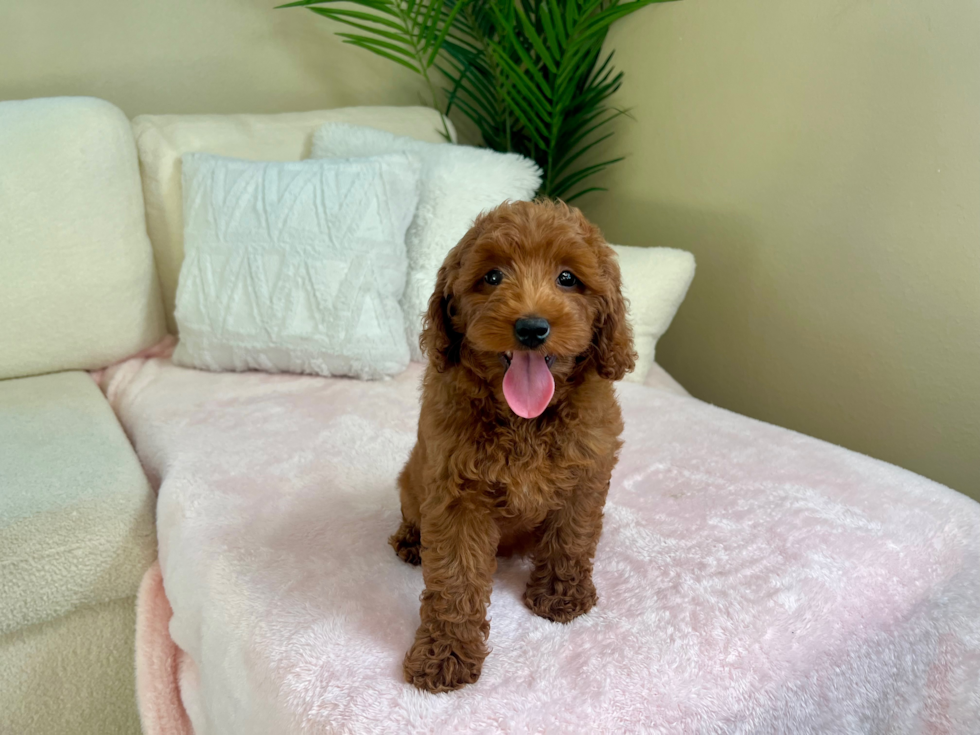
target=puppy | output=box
[390,199,635,692]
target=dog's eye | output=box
[484,269,504,286]
[557,270,579,288]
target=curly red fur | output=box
[390,200,636,692]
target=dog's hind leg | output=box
[390,518,421,565]
[390,444,424,565]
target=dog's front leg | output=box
[524,475,609,623]
[403,491,498,692]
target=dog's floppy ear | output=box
[590,234,636,381]
[420,238,467,372]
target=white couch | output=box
[2,96,977,734]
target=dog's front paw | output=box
[524,576,597,623]
[388,520,421,566]
[403,629,485,693]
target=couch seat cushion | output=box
[0,372,156,634]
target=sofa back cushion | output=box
[131,107,452,332]
[0,97,167,380]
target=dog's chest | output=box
[473,421,584,519]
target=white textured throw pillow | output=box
[612,245,696,384]
[311,123,542,361]
[173,153,421,379]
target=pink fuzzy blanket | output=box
[100,355,980,734]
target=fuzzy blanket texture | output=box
[99,353,980,734]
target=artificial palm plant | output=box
[279,0,674,202]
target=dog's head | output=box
[421,200,635,418]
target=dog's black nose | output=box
[514,317,551,348]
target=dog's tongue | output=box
[502,351,555,419]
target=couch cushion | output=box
[0,596,140,735]
[611,245,695,384]
[0,372,157,635]
[0,97,167,380]
[131,106,453,332]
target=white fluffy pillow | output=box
[311,123,542,361]
[172,152,421,379]
[612,245,696,384]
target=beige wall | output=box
[3,0,976,497]
[582,1,980,497]
[0,0,429,117]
